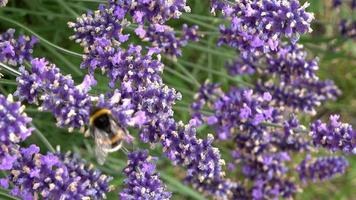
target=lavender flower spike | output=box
[120,150,171,200]
[15,58,93,130]
[310,115,356,154]
[0,94,33,144]
[297,155,348,183]
[3,145,112,200]
[0,29,37,66]
[0,94,33,171]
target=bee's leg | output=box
[121,146,130,154]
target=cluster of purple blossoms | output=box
[137,23,200,57]
[0,94,32,146]
[68,1,229,198]
[212,0,340,114]
[297,155,349,183]
[226,42,340,114]
[190,82,312,198]
[192,86,279,140]
[0,94,33,171]
[0,29,37,66]
[159,119,234,198]
[120,150,171,199]
[15,58,94,130]
[0,94,112,200]
[212,0,314,57]
[310,115,356,154]
[69,0,197,58]
[3,145,112,200]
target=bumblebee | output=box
[87,108,129,165]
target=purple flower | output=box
[15,58,93,130]
[81,42,163,88]
[272,115,310,152]
[138,24,200,57]
[225,58,256,76]
[191,81,222,126]
[159,119,232,198]
[310,115,356,153]
[208,88,278,140]
[3,145,112,200]
[120,150,171,200]
[214,0,314,56]
[297,155,348,183]
[257,78,340,114]
[68,4,129,47]
[251,177,297,200]
[0,29,37,66]
[265,43,319,82]
[108,0,190,25]
[69,1,194,57]
[0,94,33,144]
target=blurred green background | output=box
[0,0,355,199]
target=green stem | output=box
[187,43,236,59]
[164,67,198,87]
[166,58,200,88]
[160,172,206,200]
[0,16,83,58]
[31,123,56,153]
[55,0,79,17]
[0,63,21,76]
[181,15,217,30]
[0,79,17,86]
[0,189,20,200]
[179,60,253,87]
[0,7,71,18]
[44,45,83,76]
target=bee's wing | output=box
[93,128,111,165]
[106,117,126,153]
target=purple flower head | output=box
[225,58,256,76]
[310,115,356,153]
[0,94,33,144]
[68,4,129,47]
[297,155,348,183]
[265,43,319,82]
[159,119,233,198]
[209,88,279,140]
[257,78,340,115]
[191,81,222,126]
[138,24,200,57]
[15,58,92,130]
[215,0,314,56]
[81,41,163,88]
[0,29,37,66]
[69,0,195,60]
[108,0,190,25]
[272,115,310,152]
[3,145,112,200]
[251,177,297,200]
[120,150,171,200]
